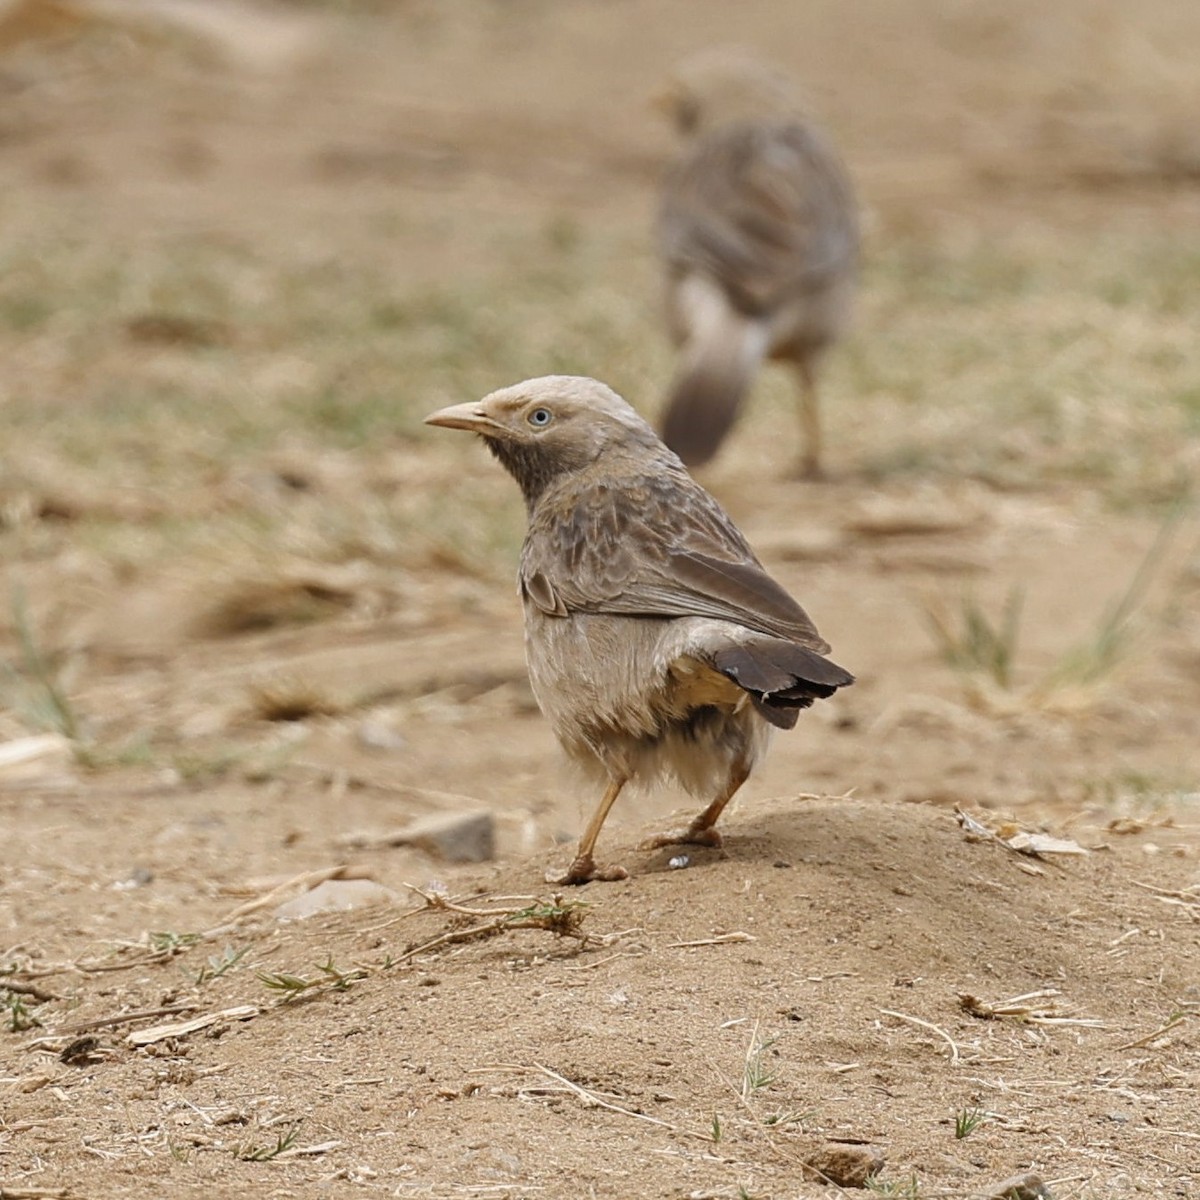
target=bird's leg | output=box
[547,775,631,885]
[793,359,823,481]
[640,758,751,853]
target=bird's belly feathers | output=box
[523,607,769,793]
[765,268,856,359]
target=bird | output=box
[425,375,853,885]
[655,51,859,478]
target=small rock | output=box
[115,865,155,889]
[395,810,495,863]
[60,1037,103,1066]
[275,878,401,921]
[803,1143,884,1187]
[462,1146,522,1180]
[357,720,407,752]
[986,1172,1052,1200]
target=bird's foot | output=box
[639,824,723,852]
[545,855,629,886]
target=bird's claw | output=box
[639,825,724,852]
[545,856,629,886]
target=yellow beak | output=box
[424,401,499,434]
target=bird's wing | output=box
[658,120,857,316]
[521,469,830,651]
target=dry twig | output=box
[58,1004,196,1035]
[0,979,60,1003]
[667,932,755,948]
[392,889,621,967]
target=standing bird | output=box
[656,52,859,478]
[426,376,852,884]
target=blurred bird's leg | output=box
[547,775,631,886]
[793,358,823,480]
[640,757,751,852]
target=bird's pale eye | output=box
[527,407,553,428]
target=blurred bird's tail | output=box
[660,278,769,467]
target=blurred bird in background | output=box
[656,51,859,478]
[426,376,853,884]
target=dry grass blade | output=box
[1033,500,1185,697]
[923,585,1024,691]
[667,932,755,948]
[207,865,366,931]
[59,1004,196,1035]
[1131,880,1200,920]
[954,808,1088,859]
[3,586,81,741]
[72,950,182,975]
[531,1064,711,1141]
[562,947,646,971]
[1116,1010,1194,1051]
[126,1005,258,1047]
[958,990,1104,1027]
[402,885,553,919]
[273,1139,342,1160]
[879,1008,962,1065]
[926,503,1185,715]
[741,1019,779,1102]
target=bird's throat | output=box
[484,438,572,512]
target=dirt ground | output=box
[1,1,1199,1197]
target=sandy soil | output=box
[1,2,1199,1197]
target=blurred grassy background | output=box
[3,221,1196,580]
[0,0,1197,810]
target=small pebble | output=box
[668,855,689,869]
[986,1172,1052,1200]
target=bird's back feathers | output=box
[658,119,858,321]
[520,461,829,650]
[657,116,858,465]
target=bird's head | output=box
[655,49,800,138]
[425,376,667,509]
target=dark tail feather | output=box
[661,358,753,467]
[660,309,767,466]
[712,640,854,730]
